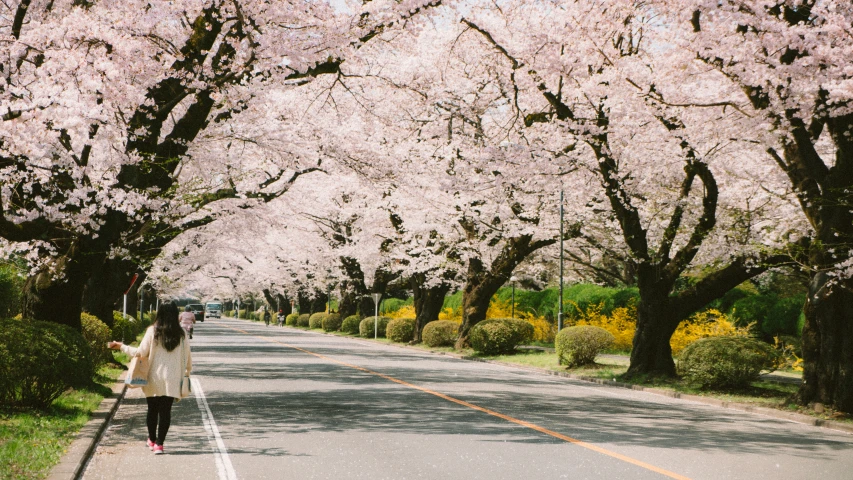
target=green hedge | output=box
[297,314,311,327]
[730,293,805,338]
[322,314,342,332]
[422,320,458,347]
[468,318,534,355]
[477,318,533,345]
[386,318,416,343]
[285,313,299,326]
[555,325,614,367]
[470,321,518,355]
[309,313,327,329]
[111,311,149,343]
[359,316,391,338]
[678,336,780,389]
[341,315,361,334]
[81,313,112,368]
[0,318,94,409]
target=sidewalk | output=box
[81,387,218,479]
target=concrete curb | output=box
[276,322,853,436]
[46,371,128,480]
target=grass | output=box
[0,363,123,480]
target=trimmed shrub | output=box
[555,325,615,367]
[309,313,327,329]
[341,315,361,334]
[469,321,517,355]
[111,311,144,343]
[0,318,94,409]
[386,318,416,343]
[297,314,311,327]
[322,314,343,332]
[285,313,299,326]
[479,318,534,345]
[81,313,112,368]
[678,336,781,389]
[422,320,459,347]
[359,316,391,338]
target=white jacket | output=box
[122,326,192,398]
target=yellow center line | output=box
[214,321,690,480]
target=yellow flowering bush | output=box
[573,302,635,351]
[570,302,750,355]
[438,307,462,322]
[670,309,750,355]
[774,336,804,372]
[387,304,416,319]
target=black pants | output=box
[146,396,175,445]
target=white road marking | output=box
[192,377,238,480]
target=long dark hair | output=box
[153,302,185,352]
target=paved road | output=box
[83,317,853,480]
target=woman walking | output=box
[109,302,191,455]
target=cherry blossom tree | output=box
[0,0,443,329]
[675,0,853,411]
[457,0,804,374]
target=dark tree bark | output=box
[82,258,142,327]
[410,273,451,343]
[795,115,853,412]
[456,230,557,349]
[296,291,312,314]
[262,289,280,312]
[21,242,100,331]
[687,3,853,412]
[337,257,367,318]
[310,289,329,314]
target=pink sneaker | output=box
[152,444,164,455]
[146,439,155,450]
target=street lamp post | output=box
[510,276,518,319]
[371,293,382,339]
[558,189,565,332]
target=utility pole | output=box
[558,189,564,332]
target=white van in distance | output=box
[205,302,222,319]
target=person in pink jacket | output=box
[109,302,191,455]
[179,305,196,339]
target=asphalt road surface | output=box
[82,316,853,480]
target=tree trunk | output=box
[82,258,142,327]
[278,294,291,315]
[21,243,99,331]
[454,233,555,348]
[310,289,329,314]
[798,256,853,412]
[456,257,506,349]
[337,257,368,318]
[411,273,451,343]
[338,285,359,318]
[626,285,678,377]
[296,291,311,314]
